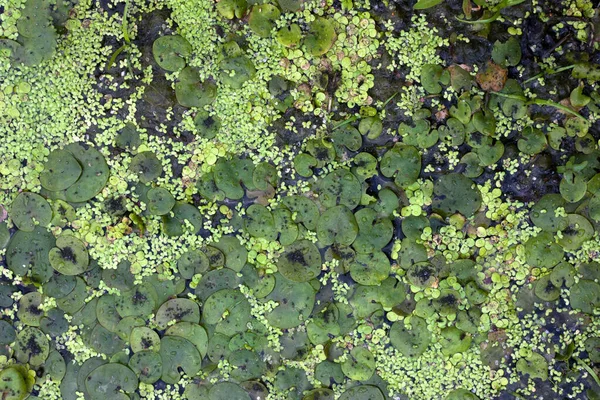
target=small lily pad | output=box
[283,195,320,230]
[146,187,175,215]
[220,54,256,89]
[165,322,208,358]
[40,149,82,192]
[305,17,336,56]
[6,226,55,281]
[85,363,138,397]
[339,385,384,400]
[152,35,192,71]
[209,382,251,400]
[203,289,251,336]
[349,251,390,286]
[341,347,376,381]
[516,352,548,380]
[14,327,49,366]
[49,234,89,275]
[380,144,421,188]
[130,327,160,353]
[277,239,322,282]
[245,204,277,241]
[530,194,568,232]
[63,143,109,203]
[432,173,482,217]
[129,152,162,184]
[389,316,431,357]
[248,4,280,37]
[128,350,162,384]
[266,273,316,329]
[491,37,521,67]
[276,24,302,48]
[317,205,358,246]
[160,335,202,384]
[556,214,593,250]
[175,67,217,108]
[155,298,200,330]
[10,192,52,232]
[115,283,158,318]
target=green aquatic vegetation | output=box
[2,0,600,398]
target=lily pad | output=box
[155,298,200,330]
[248,4,280,37]
[209,382,251,400]
[129,152,162,184]
[85,363,138,397]
[350,251,390,285]
[152,35,191,71]
[203,289,251,336]
[283,195,320,230]
[266,273,316,329]
[10,192,52,232]
[165,322,208,358]
[341,347,376,381]
[556,214,593,250]
[305,17,336,56]
[6,226,55,281]
[146,187,175,215]
[63,143,109,203]
[530,194,568,232]
[380,144,421,188]
[245,204,277,240]
[516,352,548,380]
[130,327,160,353]
[317,205,358,246]
[160,336,202,384]
[49,234,89,275]
[278,239,322,282]
[389,316,431,357]
[115,283,158,318]
[14,327,49,366]
[128,350,162,384]
[175,67,217,108]
[40,149,82,191]
[317,169,362,209]
[432,173,481,217]
[339,385,384,400]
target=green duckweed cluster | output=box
[1,0,600,399]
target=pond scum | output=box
[0,0,600,399]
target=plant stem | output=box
[122,0,131,44]
[575,357,600,388]
[523,65,575,85]
[490,91,586,121]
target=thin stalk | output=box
[490,91,586,121]
[523,65,575,85]
[575,357,600,388]
[122,0,131,44]
[106,44,127,70]
[332,115,360,131]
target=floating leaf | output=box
[49,234,89,275]
[248,4,280,37]
[278,239,321,282]
[153,35,191,71]
[432,173,482,217]
[128,350,162,384]
[129,152,162,184]
[85,363,138,397]
[339,385,384,400]
[389,316,431,357]
[305,17,336,56]
[380,144,421,188]
[317,205,358,246]
[491,37,521,67]
[40,149,82,191]
[341,347,376,380]
[350,251,390,285]
[175,67,217,108]
[6,226,55,281]
[516,352,548,380]
[10,192,52,232]
[203,289,251,336]
[160,336,202,384]
[146,187,175,215]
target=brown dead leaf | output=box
[476,61,508,92]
